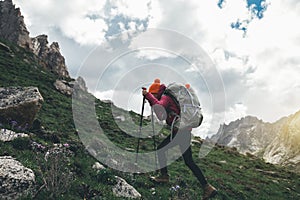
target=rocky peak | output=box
[31,34,70,78]
[31,34,48,57]
[212,115,278,155]
[0,0,32,50]
[213,111,300,173]
[0,0,70,78]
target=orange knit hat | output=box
[148,78,161,94]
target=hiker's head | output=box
[149,79,161,98]
[185,83,191,89]
[147,79,166,99]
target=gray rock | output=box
[112,176,141,199]
[32,35,70,78]
[0,87,43,128]
[54,80,73,96]
[0,156,35,199]
[0,129,29,142]
[0,42,12,53]
[70,76,88,92]
[92,162,106,171]
[54,76,88,96]
[0,0,32,50]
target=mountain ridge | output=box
[212,110,300,173]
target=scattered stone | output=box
[0,42,12,53]
[272,179,279,184]
[0,129,29,142]
[191,137,203,145]
[92,162,106,171]
[0,156,35,199]
[54,80,73,96]
[115,115,125,122]
[54,76,87,96]
[125,147,135,152]
[219,160,227,164]
[0,87,43,128]
[112,176,141,199]
[54,77,88,96]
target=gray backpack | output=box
[164,83,203,129]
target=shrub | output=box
[11,137,31,150]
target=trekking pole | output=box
[135,88,147,171]
[151,107,158,170]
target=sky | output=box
[13,0,300,137]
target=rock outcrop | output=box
[0,0,32,50]
[0,156,35,199]
[0,87,44,128]
[54,76,88,96]
[32,35,70,78]
[212,116,283,155]
[213,112,300,173]
[0,0,70,78]
[54,79,73,96]
[112,176,141,199]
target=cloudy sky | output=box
[13,0,300,136]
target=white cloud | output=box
[14,0,108,45]
[109,0,151,19]
[94,90,114,101]
[224,103,248,123]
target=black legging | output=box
[157,128,208,186]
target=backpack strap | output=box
[163,89,180,112]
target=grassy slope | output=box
[0,39,299,200]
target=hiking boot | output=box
[202,184,217,200]
[150,174,170,183]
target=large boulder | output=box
[112,176,141,199]
[0,87,43,128]
[0,156,35,199]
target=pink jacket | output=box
[145,84,180,126]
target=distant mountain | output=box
[263,110,300,172]
[212,112,300,173]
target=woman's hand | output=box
[142,89,148,96]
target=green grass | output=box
[0,38,300,199]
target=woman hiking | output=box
[142,79,217,200]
